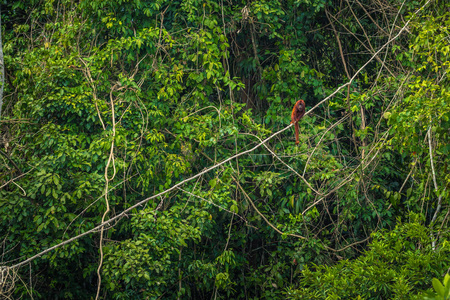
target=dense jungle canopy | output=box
[0,0,449,298]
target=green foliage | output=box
[287,220,450,299]
[424,274,450,300]
[1,0,449,299]
[387,12,450,218]
[103,208,206,298]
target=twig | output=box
[233,177,306,240]
[302,115,349,176]
[329,235,371,252]
[62,175,137,239]
[0,150,22,175]
[302,130,390,215]
[240,132,323,196]
[309,0,432,115]
[177,187,250,225]
[0,168,35,190]
[234,174,371,252]
[375,0,408,82]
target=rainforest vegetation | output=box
[1,0,449,298]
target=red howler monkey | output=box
[291,100,305,145]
